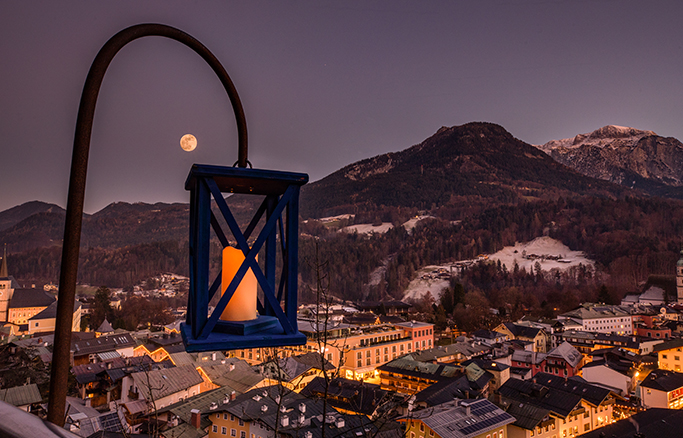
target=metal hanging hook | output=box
[49,23,249,426]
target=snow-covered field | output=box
[340,215,435,235]
[341,222,394,234]
[402,236,593,302]
[488,236,593,272]
[317,214,355,223]
[403,266,452,301]
[402,215,435,232]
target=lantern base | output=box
[180,319,307,352]
[215,315,278,336]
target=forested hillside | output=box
[301,196,683,311]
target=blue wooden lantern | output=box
[180,164,308,351]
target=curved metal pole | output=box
[47,23,248,426]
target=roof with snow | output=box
[546,342,583,367]
[131,365,204,402]
[71,333,136,356]
[501,322,543,339]
[378,355,462,380]
[0,383,42,406]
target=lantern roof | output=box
[185,164,308,196]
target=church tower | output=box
[677,249,683,304]
[0,246,17,322]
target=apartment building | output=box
[498,373,615,438]
[232,319,435,381]
[557,304,633,336]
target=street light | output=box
[48,23,307,426]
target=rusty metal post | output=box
[47,23,248,426]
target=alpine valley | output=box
[3,122,683,322]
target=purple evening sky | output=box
[1,1,682,213]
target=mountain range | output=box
[2,122,683,294]
[536,124,683,199]
[301,122,630,218]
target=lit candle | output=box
[220,246,257,321]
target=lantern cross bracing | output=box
[181,164,308,351]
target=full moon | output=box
[180,134,197,152]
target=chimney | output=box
[299,413,305,425]
[190,409,201,428]
[212,352,217,361]
[230,391,236,400]
[281,416,289,427]
[229,363,235,372]
[298,402,306,413]
[261,405,268,412]
[335,418,345,428]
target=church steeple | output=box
[0,245,8,278]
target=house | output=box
[156,387,240,437]
[197,358,266,394]
[6,288,58,333]
[493,323,549,353]
[471,329,508,346]
[377,355,463,394]
[652,338,683,371]
[62,396,131,436]
[300,376,393,417]
[70,355,158,407]
[639,369,683,409]
[581,347,655,397]
[0,383,42,412]
[260,352,334,391]
[509,367,533,381]
[71,332,137,365]
[542,342,583,378]
[510,342,582,380]
[619,275,677,306]
[497,373,616,438]
[580,408,683,438]
[28,300,82,335]
[557,303,633,336]
[207,385,382,438]
[342,312,381,326]
[399,399,515,438]
[121,364,204,411]
[410,340,491,365]
[510,350,545,376]
[553,330,663,355]
[461,358,510,395]
[412,367,491,407]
